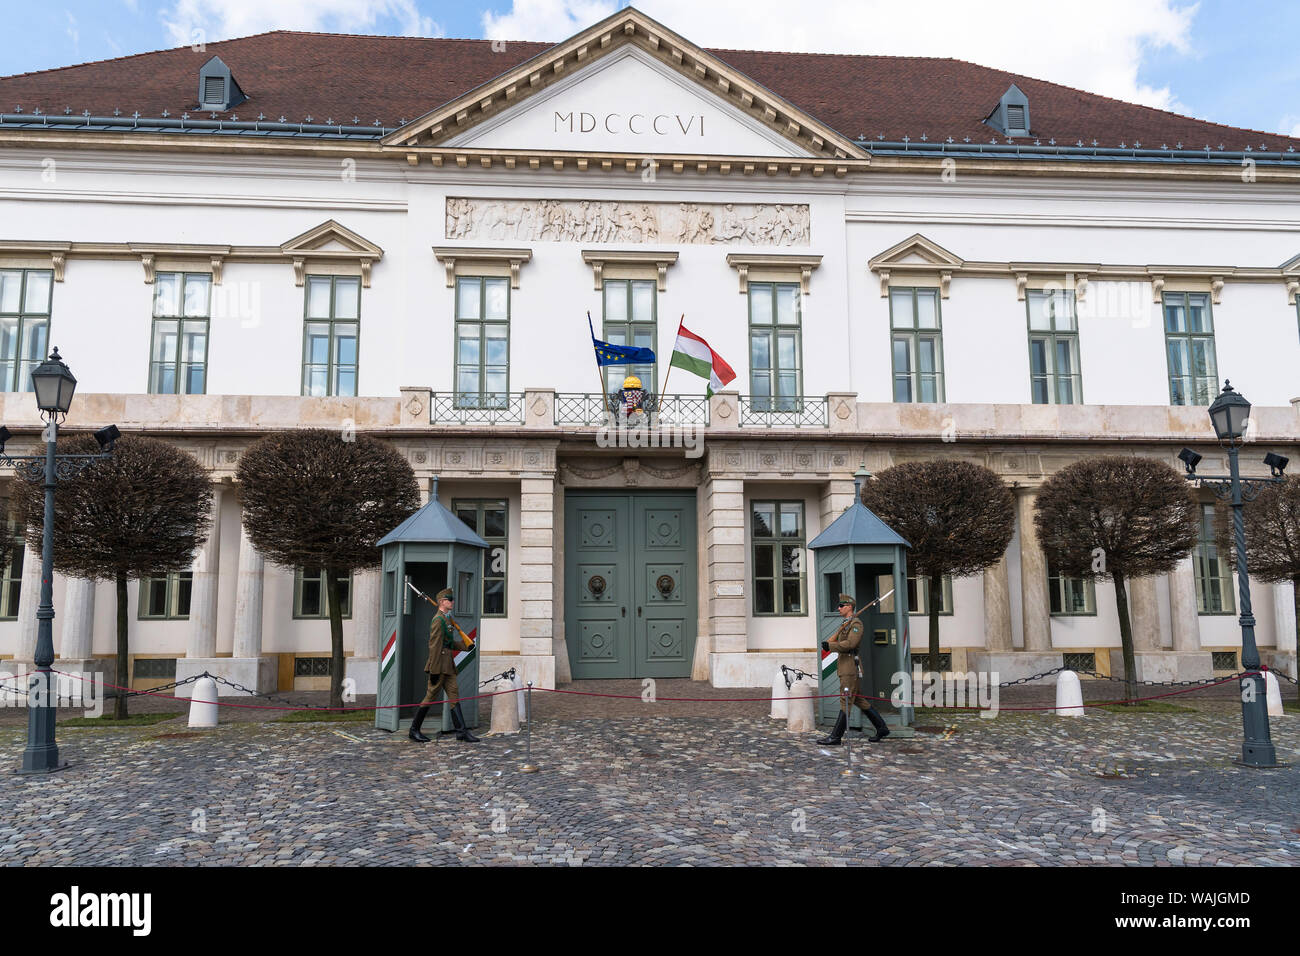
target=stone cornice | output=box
[433,246,533,288]
[725,253,823,294]
[580,249,678,290]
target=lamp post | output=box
[0,348,119,774]
[1179,380,1289,769]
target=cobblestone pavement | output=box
[2,680,1299,865]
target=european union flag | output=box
[589,312,655,366]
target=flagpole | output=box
[589,311,611,421]
[659,314,685,399]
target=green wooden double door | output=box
[564,492,697,679]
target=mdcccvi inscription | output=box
[445,197,810,246]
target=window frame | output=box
[148,271,212,395]
[1046,562,1097,616]
[293,567,353,620]
[452,498,509,618]
[0,267,53,394]
[453,275,511,409]
[137,571,193,621]
[889,287,945,403]
[601,277,658,396]
[0,503,22,621]
[906,573,954,616]
[1162,291,1219,406]
[1193,502,1236,615]
[300,274,361,397]
[1025,288,1083,405]
[750,499,807,617]
[748,281,803,412]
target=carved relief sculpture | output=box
[447,198,809,245]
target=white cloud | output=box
[482,0,1197,111]
[65,11,81,50]
[162,0,441,45]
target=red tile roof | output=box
[0,31,1295,151]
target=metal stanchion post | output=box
[521,680,538,773]
[841,688,854,776]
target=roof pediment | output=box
[868,234,965,270]
[280,219,383,258]
[384,6,863,162]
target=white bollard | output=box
[1266,671,1283,717]
[786,680,816,733]
[1054,670,1084,717]
[187,676,219,728]
[512,671,527,722]
[770,668,790,720]
[490,679,522,735]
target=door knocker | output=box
[656,573,675,598]
[587,574,607,597]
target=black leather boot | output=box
[408,706,431,743]
[865,706,891,743]
[816,711,847,746]
[450,704,481,743]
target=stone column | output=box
[517,475,557,689]
[1272,582,1297,679]
[179,504,275,696]
[701,471,747,684]
[344,568,380,695]
[1017,490,1051,652]
[58,578,96,661]
[1127,576,1161,651]
[1168,556,1201,652]
[983,555,1013,651]
[13,541,41,665]
[186,485,224,660]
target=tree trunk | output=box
[114,572,129,719]
[928,571,943,676]
[1113,571,1136,703]
[326,567,345,710]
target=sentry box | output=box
[374,481,488,734]
[807,471,914,736]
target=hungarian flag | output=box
[668,322,736,397]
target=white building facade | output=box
[0,8,1297,692]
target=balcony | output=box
[429,392,525,425]
[553,393,710,427]
[738,394,829,428]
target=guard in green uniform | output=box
[816,593,891,745]
[408,588,480,743]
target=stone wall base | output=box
[710,651,818,688]
[968,652,1065,684]
[344,657,377,696]
[1107,651,1212,684]
[481,655,555,690]
[175,658,277,697]
[1262,650,1296,680]
[52,658,121,697]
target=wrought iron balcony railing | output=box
[738,395,829,428]
[554,393,710,427]
[430,392,525,425]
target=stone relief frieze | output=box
[446,197,809,246]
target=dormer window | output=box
[985,83,1030,138]
[197,55,245,112]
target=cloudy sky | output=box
[7,0,1299,137]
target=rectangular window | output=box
[302,275,360,397]
[906,574,953,615]
[138,571,193,620]
[749,281,802,412]
[150,272,210,394]
[889,288,945,402]
[1047,563,1096,615]
[1163,292,1218,405]
[0,504,22,620]
[294,568,353,619]
[454,276,510,408]
[602,278,657,396]
[453,498,508,617]
[1026,289,1082,404]
[0,268,52,393]
[1194,503,1235,614]
[751,500,805,616]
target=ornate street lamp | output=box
[0,348,118,773]
[1179,380,1289,769]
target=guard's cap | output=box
[436,587,454,602]
[837,593,855,607]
